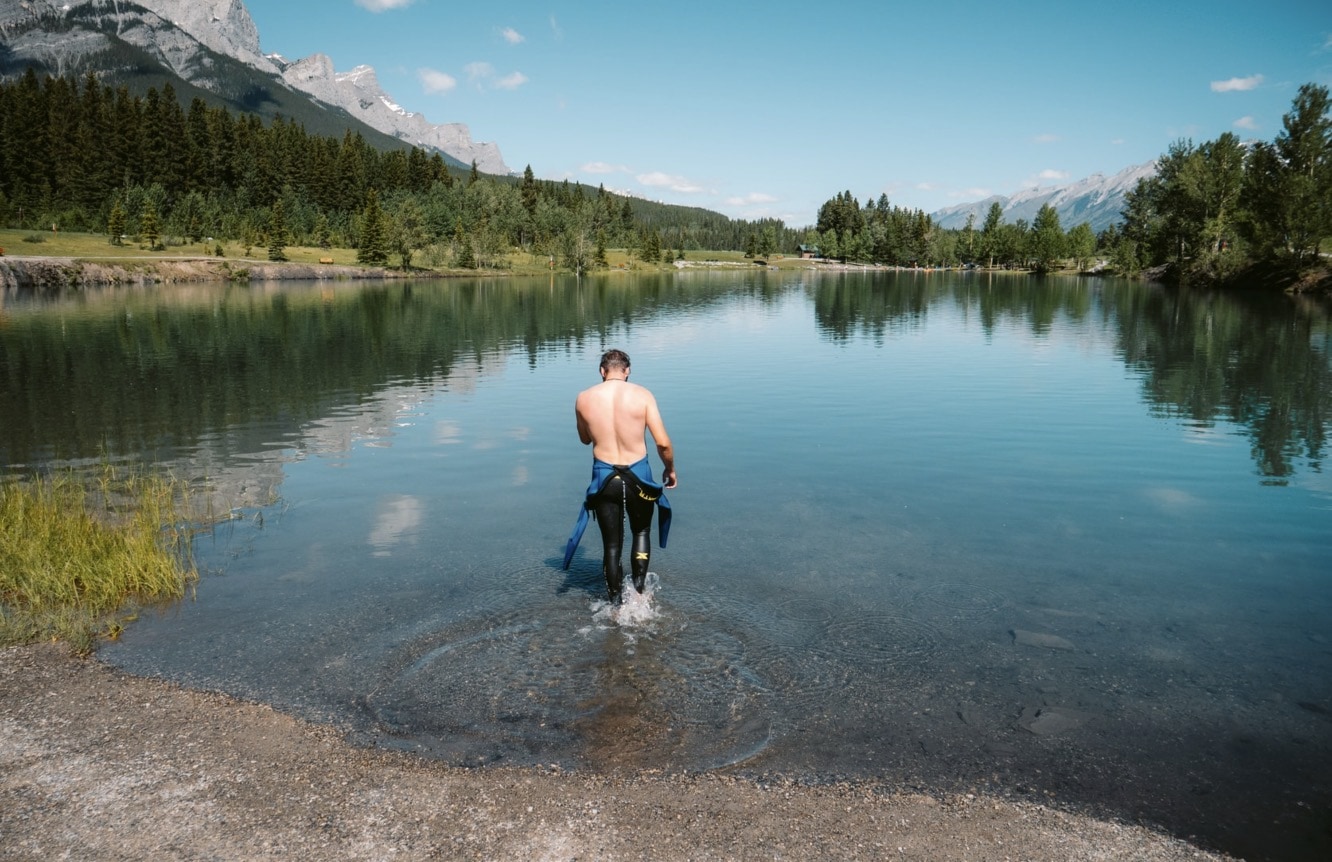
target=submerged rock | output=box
[1016,706,1091,736]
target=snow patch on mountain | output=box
[932,161,1157,233]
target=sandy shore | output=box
[0,643,1235,862]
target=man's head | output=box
[599,349,631,374]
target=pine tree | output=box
[107,197,126,245]
[314,213,332,249]
[139,202,161,250]
[1030,205,1065,273]
[267,198,288,261]
[357,189,389,266]
[454,219,477,269]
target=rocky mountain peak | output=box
[0,0,510,174]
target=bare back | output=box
[577,379,673,475]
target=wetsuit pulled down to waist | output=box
[562,458,672,598]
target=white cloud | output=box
[915,182,936,191]
[462,62,526,91]
[1033,133,1060,143]
[355,0,415,11]
[724,192,779,206]
[636,172,704,194]
[465,61,494,82]
[1211,74,1263,93]
[501,27,525,44]
[1234,115,1258,130]
[418,68,457,94]
[581,162,630,174]
[550,15,564,40]
[1111,137,1126,145]
[1026,169,1068,186]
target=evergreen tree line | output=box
[1112,83,1331,282]
[0,69,789,269]
[800,191,1097,273]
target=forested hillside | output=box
[0,70,793,271]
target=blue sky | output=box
[245,1,1332,227]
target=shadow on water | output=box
[4,272,1329,861]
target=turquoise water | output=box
[4,271,1329,859]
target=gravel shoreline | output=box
[1,642,1233,861]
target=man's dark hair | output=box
[600,349,631,372]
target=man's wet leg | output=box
[595,477,627,601]
[627,493,654,593]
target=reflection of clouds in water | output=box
[512,464,528,486]
[369,495,424,557]
[1181,423,1232,447]
[473,438,499,450]
[509,426,531,441]
[435,421,462,445]
[1145,487,1201,511]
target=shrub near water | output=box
[0,469,198,654]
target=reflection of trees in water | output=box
[0,275,775,467]
[812,272,1331,480]
[1114,287,1330,481]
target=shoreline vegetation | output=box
[1,226,1327,294]
[0,466,199,655]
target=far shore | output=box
[0,253,1101,291]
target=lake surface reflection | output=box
[4,271,1330,860]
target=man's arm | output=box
[644,394,676,488]
[575,396,593,445]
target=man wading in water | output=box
[562,349,676,602]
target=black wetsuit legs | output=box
[593,474,654,600]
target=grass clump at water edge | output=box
[0,467,199,654]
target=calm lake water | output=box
[3,270,1330,860]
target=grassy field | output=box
[0,228,819,276]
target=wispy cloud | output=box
[724,192,778,206]
[462,62,527,91]
[465,61,494,82]
[1211,74,1263,92]
[355,0,415,11]
[1025,169,1068,187]
[1033,133,1061,144]
[637,172,705,194]
[581,162,630,174]
[501,27,525,45]
[1234,115,1259,130]
[418,68,457,95]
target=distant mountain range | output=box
[931,161,1156,234]
[0,0,509,174]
